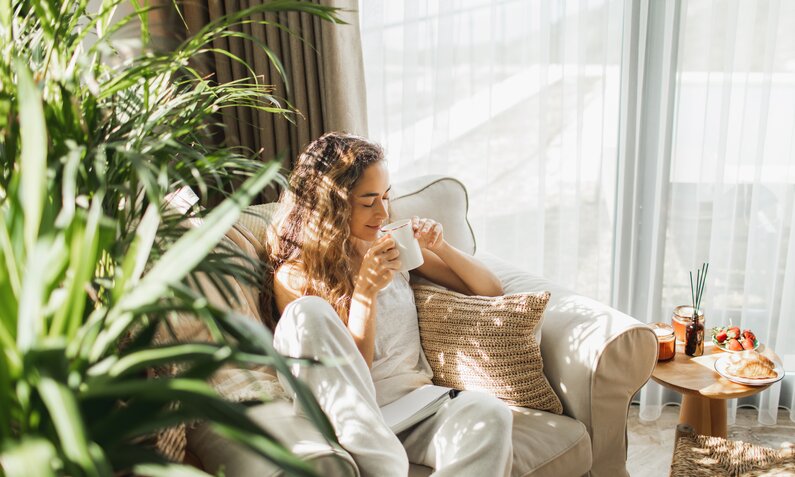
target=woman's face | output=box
[348,161,391,242]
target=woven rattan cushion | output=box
[671,433,795,477]
[412,285,563,414]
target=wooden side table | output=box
[651,342,781,437]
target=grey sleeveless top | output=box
[371,271,434,407]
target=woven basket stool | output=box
[670,423,795,477]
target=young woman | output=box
[267,132,513,476]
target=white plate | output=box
[714,355,784,386]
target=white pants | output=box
[272,296,513,477]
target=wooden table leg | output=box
[710,398,727,438]
[680,395,727,438]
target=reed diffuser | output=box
[685,262,709,356]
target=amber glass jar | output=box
[671,305,704,343]
[652,322,676,362]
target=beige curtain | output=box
[152,0,367,201]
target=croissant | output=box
[727,351,777,379]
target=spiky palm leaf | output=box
[0,0,344,475]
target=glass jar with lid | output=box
[651,322,676,362]
[671,305,704,343]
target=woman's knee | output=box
[274,296,349,356]
[456,391,513,429]
[284,295,337,317]
[277,296,344,334]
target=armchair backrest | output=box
[390,175,476,255]
[237,175,477,258]
[222,175,477,323]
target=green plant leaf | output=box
[15,59,47,253]
[84,383,315,476]
[0,346,12,438]
[0,0,10,48]
[0,437,59,477]
[37,375,106,477]
[0,245,19,354]
[91,343,228,380]
[131,462,214,477]
[53,142,83,228]
[89,160,281,362]
[82,378,270,444]
[113,202,160,302]
[209,309,338,445]
[50,194,105,339]
[0,212,21,305]
[3,3,344,476]
[82,375,218,398]
[209,423,318,477]
[16,237,55,352]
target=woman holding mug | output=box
[266,132,511,476]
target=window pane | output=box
[360,0,624,302]
[664,0,795,357]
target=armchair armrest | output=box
[477,252,657,477]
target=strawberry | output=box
[728,326,741,339]
[727,338,743,351]
[715,330,728,343]
[743,329,756,343]
[742,338,755,350]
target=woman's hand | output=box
[412,216,444,252]
[354,235,401,296]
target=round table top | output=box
[651,341,782,399]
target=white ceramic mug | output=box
[380,218,425,272]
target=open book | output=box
[380,384,458,434]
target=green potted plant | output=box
[0,1,341,475]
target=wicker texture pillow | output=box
[413,285,563,414]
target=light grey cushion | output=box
[188,400,359,477]
[409,407,592,477]
[390,176,476,255]
[508,407,592,477]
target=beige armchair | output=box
[192,175,657,477]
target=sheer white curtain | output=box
[359,0,624,303]
[632,0,795,425]
[359,0,795,423]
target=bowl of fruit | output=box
[711,326,759,352]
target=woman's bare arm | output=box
[410,218,503,297]
[273,263,305,315]
[413,243,503,296]
[347,286,378,367]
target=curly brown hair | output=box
[262,132,385,327]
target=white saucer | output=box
[714,354,784,386]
